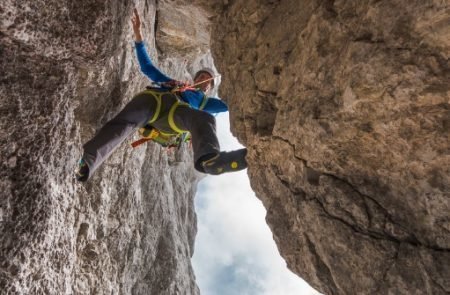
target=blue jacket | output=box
[134,42,228,114]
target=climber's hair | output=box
[194,68,215,88]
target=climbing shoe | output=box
[201,148,247,175]
[75,158,89,182]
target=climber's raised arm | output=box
[131,8,143,42]
[131,8,173,83]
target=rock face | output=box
[205,0,450,294]
[0,1,212,294]
[2,0,449,294]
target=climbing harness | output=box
[131,125,190,149]
[131,88,193,149]
[131,74,218,149]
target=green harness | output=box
[131,88,208,148]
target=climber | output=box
[75,8,247,182]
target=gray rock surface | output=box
[0,1,213,294]
[2,0,449,294]
[203,0,450,294]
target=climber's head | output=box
[194,68,215,93]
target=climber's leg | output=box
[173,106,247,175]
[78,92,157,181]
[199,148,248,175]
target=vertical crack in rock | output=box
[154,0,163,55]
[373,243,400,294]
[304,235,339,295]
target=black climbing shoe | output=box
[201,148,247,175]
[75,159,89,182]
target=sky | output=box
[192,113,321,295]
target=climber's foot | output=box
[201,148,247,175]
[75,158,90,182]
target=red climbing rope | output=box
[171,76,217,93]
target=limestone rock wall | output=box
[205,0,450,294]
[0,1,212,294]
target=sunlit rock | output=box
[204,0,450,294]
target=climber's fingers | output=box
[132,8,141,29]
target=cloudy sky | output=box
[192,113,321,295]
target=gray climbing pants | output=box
[82,90,220,179]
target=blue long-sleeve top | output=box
[134,41,228,114]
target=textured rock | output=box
[205,0,450,294]
[156,1,211,58]
[2,0,449,294]
[0,1,212,294]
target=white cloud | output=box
[192,114,321,295]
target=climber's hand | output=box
[131,8,141,31]
[131,8,142,42]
